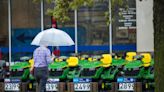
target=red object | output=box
[51,17,57,28]
[53,49,60,56]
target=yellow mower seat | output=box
[125,52,137,61]
[80,57,85,60]
[101,54,112,67]
[140,53,152,67]
[88,57,93,62]
[67,57,78,67]
[55,58,63,62]
[29,59,34,68]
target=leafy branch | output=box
[33,0,93,23]
[33,0,125,24]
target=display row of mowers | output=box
[0,52,154,92]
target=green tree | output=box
[33,0,123,23]
[154,0,164,92]
[33,0,94,23]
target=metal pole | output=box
[75,9,78,53]
[109,0,112,54]
[41,0,44,31]
[8,0,11,66]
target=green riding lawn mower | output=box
[0,52,154,92]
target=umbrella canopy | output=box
[31,28,74,46]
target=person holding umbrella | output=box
[31,28,75,92]
[30,45,54,92]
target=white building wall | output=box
[136,0,154,52]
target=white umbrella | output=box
[31,28,74,46]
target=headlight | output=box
[123,67,127,70]
[133,67,139,71]
[17,68,23,71]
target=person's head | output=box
[55,46,59,50]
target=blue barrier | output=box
[0,44,136,53]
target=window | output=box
[11,0,41,61]
[0,0,8,60]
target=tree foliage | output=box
[105,0,125,25]
[33,0,93,23]
[33,0,124,24]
